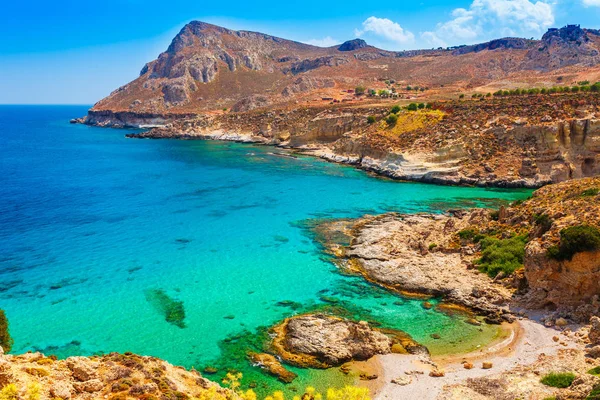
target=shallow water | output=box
[0,105,531,394]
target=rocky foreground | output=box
[0,349,237,400]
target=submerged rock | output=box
[248,352,297,383]
[144,289,186,328]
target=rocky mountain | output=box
[88,23,600,119]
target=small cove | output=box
[0,105,532,396]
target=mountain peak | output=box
[338,39,368,51]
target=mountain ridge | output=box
[89,22,600,119]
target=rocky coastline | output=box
[79,93,600,190]
[314,177,600,324]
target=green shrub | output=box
[540,372,576,388]
[476,235,528,278]
[459,94,465,99]
[533,213,553,235]
[581,188,599,197]
[0,310,12,353]
[428,243,438,251]
[355,86,366,95]
[458,228,478,241]
[367,116,376,124]
[547,225,600,261]
[390,105,401,114]
[490,210,500,221]
[588,366,600,376]
[386,114,398,126]
[406,103,418,111]
[418,103,425,109]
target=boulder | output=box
[275,314,393,367]
[589,316,600,345]
[66,357,98,382]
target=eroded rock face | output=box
[501,177,600,319]
[274,314,393,367]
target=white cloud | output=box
[304,36,339,47]
[422,0,555,47]
[582,0,600,6]
[355,17,415,46]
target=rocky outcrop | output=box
[338,39,368,52]
[247,352,297,383]
[82,110,196,128]
[316,213,513,318]
[0,351,235,400]
[270,314,401,368]
[502,177,600,319]
[526,25,600,71]
[589,316,600,345]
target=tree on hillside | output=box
[355,86,366,95]
[0,310,12,353]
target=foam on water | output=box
[0,106,532,394]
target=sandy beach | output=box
[369,318,576,399]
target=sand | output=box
[369,318,575,400]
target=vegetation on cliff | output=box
[0,309,12,353]
[475,234,528,278]
[547,225,600,261]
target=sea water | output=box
[0,105,531,394]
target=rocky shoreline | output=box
[313,212,515,321]
[121,128,549,189]
[79,93,600,190]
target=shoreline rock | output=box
[314,212,514,318]
[269,314,425,369]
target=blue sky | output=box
[2,0,600,104]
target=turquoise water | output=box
[0,106,531,393]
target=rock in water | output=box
[248,352,297,383]
[274,314,393,368]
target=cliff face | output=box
[125,94,600,188]
[525,25,600,71]
[87,23,600,120]
[500,177,600,319]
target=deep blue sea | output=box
[0,105,532,393]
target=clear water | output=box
[0,105,531,394]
